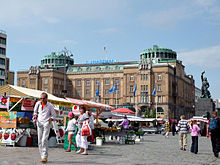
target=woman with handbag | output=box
[75,106,90,155]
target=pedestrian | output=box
[190,120,200,154]
[32,92,56,163]
[75,106,90,155]
[177,115,190,151]
[65,112,77,152]
[171,123,176,136]
[164,121,170,138]
[208,111,220,157]
[86,110,95,143]
[119,115,130,130]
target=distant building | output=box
[214,99,220,117]
[195,87,202,102]
[17,45,195,119]
[0,30,14,85]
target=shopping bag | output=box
[81,121,92,136]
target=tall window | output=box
[44,78,48,85]
[86,80,90,86]
[0,69,5,76]
[68,80,72,86]
[77,80,81,86]
[141,74,148,80]
[158,96,162,103]
[105,79,110,85]
[96,80,100,85]
[76,90,81,96]
[158,84,162,91]
[115,79,120,84]
[115,99,119,105]
[0,48,6,55]
[105,89,109,95]
[130,96,134,103]
[30,78,36,84]
[22,79,26,86]
[0,37,6,45]
[86,89,90,95]
[130,85,134,92]
[105,99,109,105]
[158,74,162,80]
[130,75,134,81]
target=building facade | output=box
[17,45,195,119]
[0,30,14,85]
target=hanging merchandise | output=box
[0,96,9,109]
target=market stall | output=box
[0,85,73,146]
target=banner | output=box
[21,100,36,111]
[0,96,9,109]
[0,111,17,128]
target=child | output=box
[190,120,200,154]
[65,112,77,152]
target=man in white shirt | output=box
[32,92,56,163]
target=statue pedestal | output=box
[195,98,215,116]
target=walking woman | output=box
[190,120,200,154]
[75,106,89,155]
[65,112,77,152]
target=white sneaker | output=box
[81,151,88,155]
[76,150,82,154]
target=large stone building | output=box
[0,30,14,86]
[17,45,195,119]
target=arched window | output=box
[152,52,155,58]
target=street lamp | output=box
[60,47,73,98]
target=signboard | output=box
[0,96,9,109]
[0,112,17,128]
[21,100,36,111]
[86,59,116,64]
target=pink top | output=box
[190,124,201,136]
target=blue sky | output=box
[1,0,220,98]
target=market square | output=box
[1,1,220,165]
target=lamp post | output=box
[60,47,73,98]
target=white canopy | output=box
[0,84,72,107]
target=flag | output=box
[152,83,157,95]
[109,83,117,94]
[96,83,100,96]
[133,84,137,97]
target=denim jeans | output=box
[191,136,198,154]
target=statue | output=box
[201,71,211,98]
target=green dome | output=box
[140,45,177,62]
[41,52,74,68]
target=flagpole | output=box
[135,95,138,117]
[155,81,158,120]
[116,90,118,109]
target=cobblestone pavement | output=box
[0,134,219,165]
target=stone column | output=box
[100,78,104,103]
[82,78,85,99]
[91,78,95,101]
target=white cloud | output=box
[138,0,220,28]
[0,0,130,27]
[94,27,118,35]
[57,40,78,45]
[178,45,220,68]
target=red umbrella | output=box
[111,108,135,114]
